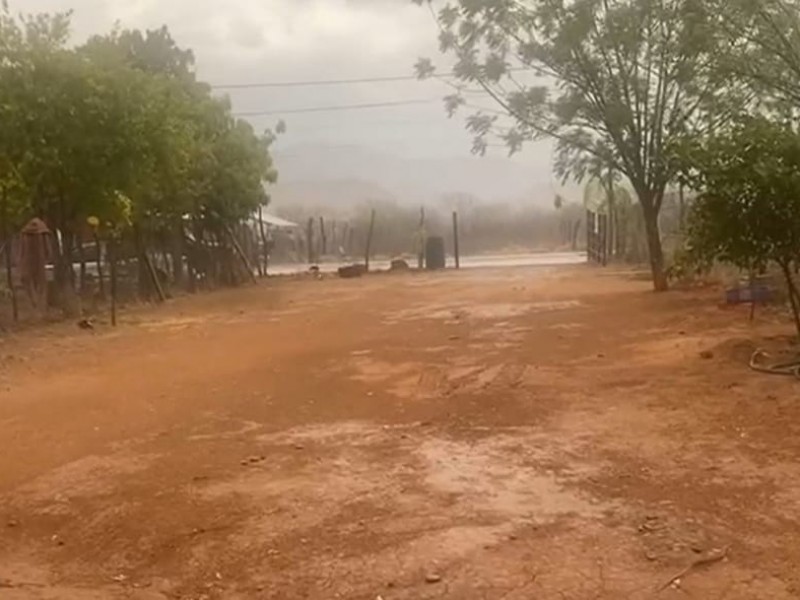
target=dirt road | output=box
[1,265,799,599]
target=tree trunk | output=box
[571,220,581,251]
[319,216,327,257]
[452,211,460,269]
[77,238,87,293]
[307,217,315,264]
[365,209,376,271]
[779,262,800,338]
[1,187,18,323]
[109,238,118,326]
[605,172,616,260]
[257,205,269,276]
[52,226,80,317]
[93,232,105,300]
[188,215,202,292]
[640,201,668,292]
[171,217,185,289]
[615,205,626,258]
[133,225,151,300]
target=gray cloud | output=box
[12,0,565,204]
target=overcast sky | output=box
[17,0,559,199]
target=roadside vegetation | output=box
[0,6,277,322]
[414,0,800,318]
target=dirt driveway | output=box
[0,265,798,599]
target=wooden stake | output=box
[248,221,263,278]
[307,217,315,264]
[417,206,426,269]
[452,211,461,269]
[1,187,18,322]
[258,205,269,276]
[77,238,87,292]
[226,224,258,284]
[586,210,593,263]
[319,216,327,257]
[109,239,118,327]
[93,232,105,299]
[364,209,376,271]
[144,253,167,302]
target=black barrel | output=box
[425,236,446,270]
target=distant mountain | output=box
[268,144,562,213]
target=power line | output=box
[212,68,532,90]
[215,74,424,90]
[233,98,440,117]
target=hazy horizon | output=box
[17,0,579,207]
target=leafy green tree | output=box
[80,26,277,291]
[682,117,800,335]
[0,5,72,224]
[0,6,280,316]
[413,0,736,290]
[85,26,195,79]
[715,0,800,108]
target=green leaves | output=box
[0,8,276,236]
[414,0,736,289]
[683,117,800,275]
[714,0,800,107]
[414,0,721,193]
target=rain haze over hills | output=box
[21,0,573,212]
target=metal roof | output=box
[253,213,298,229]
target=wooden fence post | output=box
[319,216,327,257]
[586,210,593,263]
[226,225,258,284]
[452,211,460,269]
[258,205,269,276]
[110,239,118,326]
[1,187,18,322]
[307,217,315,264]
[417,206,425,269]
[364,209,376,271]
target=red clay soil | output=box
[0,265,799,599]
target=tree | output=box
[584,168,636,259]
[0,9,133,313]
[715,0,800,108]
[0,6,280,320]
[682,117,800,336]
[0,5,71,223]
[413,0,735,290]
[79,26,278,292]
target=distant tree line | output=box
[273,195,591,265]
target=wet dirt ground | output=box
[0,265,799,599]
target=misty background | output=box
[19,0,578,217]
